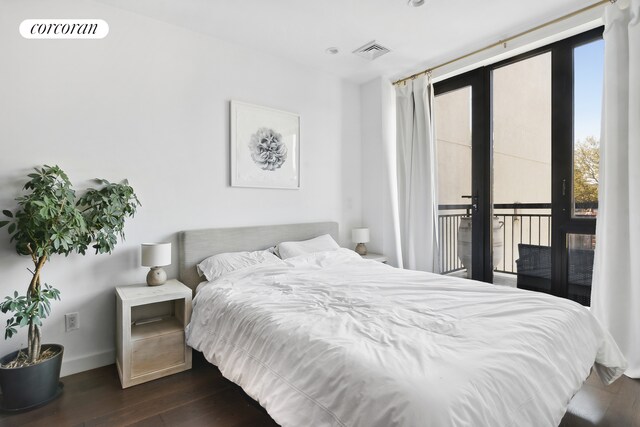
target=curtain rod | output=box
[392,0,615,86]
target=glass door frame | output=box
[434,69,492,283]
[488,27,603,298]
[434,26,603,297]
[551,27,603,300]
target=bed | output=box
[180,222,626,427]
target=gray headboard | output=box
[178,222,339,290]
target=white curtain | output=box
[382,79,404,268]
[591,0,640,378]
[395,76,439,272]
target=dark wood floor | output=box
[0,352,638,426]
[560,369,640,427]
[0,353,278,427]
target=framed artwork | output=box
[230,100,300,189]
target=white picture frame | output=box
[230,100,300,189]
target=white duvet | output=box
[186,249,626,427]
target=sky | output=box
[573,39,604,144]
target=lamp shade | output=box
[351,228,370,244]
[141,243,171,267]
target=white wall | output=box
[0,0,361,375]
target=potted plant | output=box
[0,165,140,411]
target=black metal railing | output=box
[437,204,472,274]
[438,202,598,275]
[493,203,552,274]
[438,203,552,275]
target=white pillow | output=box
[276,234,340,260]
[285,247,362,267]
[196,250,283,282]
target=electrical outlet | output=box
[65,312,79,332]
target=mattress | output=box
[186,249,626,427]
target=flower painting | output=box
[230,101,300,189]
[249,128,287,171]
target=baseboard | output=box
[61,349,115,377]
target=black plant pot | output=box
[0,344,64,411]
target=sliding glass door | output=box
[434,27,603,305]
[434,71,490,282]
[492,52,552,288]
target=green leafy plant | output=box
[574,136,600,205]
[0,165,140,365]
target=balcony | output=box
[438,203,596,303]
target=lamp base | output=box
[355,243,368,256]
[146,267,167,286]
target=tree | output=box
[574,136,599,206]
[0,165,140,364]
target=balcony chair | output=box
[515,244,593,306]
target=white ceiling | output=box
[97,0,594,84]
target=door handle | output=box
[462,194,478,213]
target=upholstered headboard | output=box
[178,222,339,290]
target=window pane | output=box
[435,87,472,277]
[493,52,552,286]
[573,40,604,218]
[567,233,596,306]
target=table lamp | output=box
[141,243,171,286]
[351,228,370,256]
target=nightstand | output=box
[361,253,388,263]
[115,279,192,388]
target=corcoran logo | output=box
[19,19,109,39]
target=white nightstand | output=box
[361,253,388,263]
[115,279,192,388]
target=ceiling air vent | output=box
[352,40,391,60]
